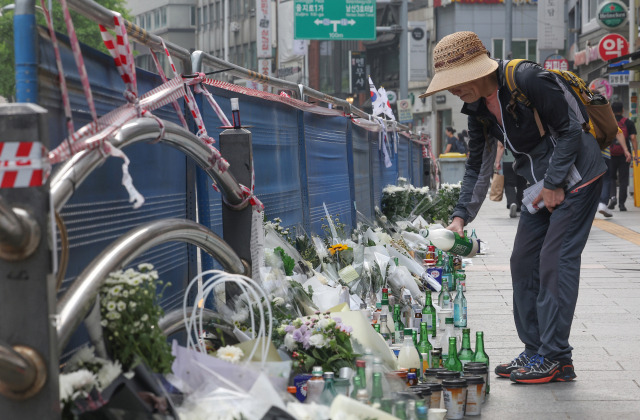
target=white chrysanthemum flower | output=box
[106,301,117,312]
[284,333,297,351]
[128,277,142,286]
[141,314,149,322]
[129,301,137,309]
[317,318,331,330]
[96,360,122,390]
[215,345,244,364]
[100,320,108,328]
[138,263,154,272]
[308,334,327,348]
[117,301,126,312]
[109,286,122,296]
[122,290,129,298]
[59,369,96,401]
[106,312,120,320]
[272,297,285,306]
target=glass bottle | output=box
[350,375,362,399]
[458,328,474,368]
[379,314,392,346]
[473,331,490,393]
[397,330,421,372]
[430,348,442,368]
[356,389,370,404]
[444,337,463,372]
[437,279,452,310]
[453,278,467,328]
[411,329,423,374]
[394,304,405,344]
[441,254,453,291]
[421,291,437,338]
[373,323,381,333]
[356,359,367,390]
[456,269,466,292]
[440,318,455,359]
[416,405,428,420]
[417,322,433,374]
[381,287,391,315]
[305,366,325,404]
[319,371,337,406]
[395,400,407,420]
[403,292,414,328]
[370,372,384,407]
[406,400,418,420]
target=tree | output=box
[0,0,131,100]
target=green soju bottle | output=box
[395,400,407,420]
[422,291,437,338]
[394,304,405,344]
[417,322,433,373]
[319,371,337,405]
[370,372,384,407]
[444,337,462,372]
[356,359,366,390]
[458,328,474,368]
[350,374,362,399]
[473,331,490,393]
[453,278,467,328]
[438,279,452,310]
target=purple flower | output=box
[292,328,304,342]
[299,325,308,334]
[284,325,295,334]
[302,330,312,349]
[333,317,342,324]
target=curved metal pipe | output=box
[56,218,246,352]
[159,307,235,338]
[50,118,246,212]
[0,342,35,393]
[0,196,26,247]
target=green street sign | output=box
[597,0,628,29]
[294,0,376,40]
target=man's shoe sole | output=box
[510,366,576,384]
[496,371,511,378]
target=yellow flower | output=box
[328,244,349,255]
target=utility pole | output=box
[399,0,408,99]
[505,0,512,58]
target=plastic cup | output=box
[463,364,488,402]
[442,378,468,420]
[424,367,448,384]
[463,375,484,416]
[436,370,461,386]
[421,382,442,409]
[409,385,432,410]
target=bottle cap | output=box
[312,366,323,375]
[404,328,413,335]
[407,372,417,379]
[287,386,297,393]
[356,360,366,368]
[323,371,335,379]
[462,328,470,333]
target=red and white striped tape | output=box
[99,13,137,101]
[149,48,188,130]
[0,142,51,188]
[194,84,232,128]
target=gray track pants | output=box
[510,176,603,361]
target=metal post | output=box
[399,0,408,100]
[505,0,512,59]
[0,104,58,417]
[219,104,252,270]
[14,0,37,103]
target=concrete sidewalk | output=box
[463,192,640,419]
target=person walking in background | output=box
[495,142,526,218]
[420,31,606,384]
[444,126,468,154]
[597,128,629,217]
[607,102,635,211]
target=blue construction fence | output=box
[35,30,423,354]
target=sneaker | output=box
[620,204,627,211]
[510,354,562,384]
[509,203,517,218]
[495,352,530,378]
[607,197,617,209]
[554,360,577,382]
[598,203,613,218]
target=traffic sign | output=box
[543,54,569,71]
[598,34,629,61]
[294,0,376,40]
[397,99,413,123]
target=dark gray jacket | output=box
[451,59,607,224]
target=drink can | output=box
[293,373,312,402]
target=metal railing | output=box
[50,118,247,212]
[56,218,246,351]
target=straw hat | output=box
[419,31,498,98]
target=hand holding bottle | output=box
[447,217,465,237]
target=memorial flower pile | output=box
[277,313,357,374]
